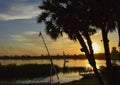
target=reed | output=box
[0,64,86,80]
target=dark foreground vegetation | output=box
[0,64,119,85]
[0,64,85,81]
[100,66,120,85]
[0,64,51,80]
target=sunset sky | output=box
[0,0,119,56]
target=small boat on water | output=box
[63,51,69,62]
[80,71,95,78]
[63,51,69,67]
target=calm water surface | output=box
[0,59,106,68]
[0,59,119,84]
[16,72,83,84]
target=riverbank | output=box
[62,77,101,85]
[0,64,111,85]
[0,64,85,80]
[0,77,102,85]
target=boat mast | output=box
[39,32,59,83]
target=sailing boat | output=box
[39,32,59,84]
[63,51,69,68]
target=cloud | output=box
[9,31,47,55]
[9,31,40,46]
[0,0,42,21]
[9,31,81,55]
[0,42,41,56]
[9,31,55,49]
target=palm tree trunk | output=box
[93,65,105,85]
[101,28,112,68]
[76,32,105,85]
[85,32,105,85]
[101,28,112,85]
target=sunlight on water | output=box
[0,59,119,84]
[16,72,83,84]
[0,59,106,68]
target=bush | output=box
[100,66,120,85]
[0,64,54,80]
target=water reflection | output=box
[16,72,83,84]
[0,59,119,84]
[0,59,106,69]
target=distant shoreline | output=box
[0,53,106,60]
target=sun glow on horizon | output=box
[92,43,101,53]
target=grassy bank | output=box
[0,64,53,80]
[0,64,86,81]
[62,77,108,85]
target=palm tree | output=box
[88,1,120,85]
[90,0,120,68]
[37,0,104,85]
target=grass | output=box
[0,64,86,81]
[1,64,104,85]
[0,64,54,80]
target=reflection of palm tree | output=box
[37,1,104,85]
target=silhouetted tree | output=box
[37,0,104,85]
[90,0,120,68]
[88,1,120,85]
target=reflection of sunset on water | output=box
[86,63,92,70]
[0,59,106,69]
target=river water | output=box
[0,59,106,68]
[0,59,119,84]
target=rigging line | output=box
[39,32,59,83]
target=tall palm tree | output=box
[37,0,104,85]
[90,0,120,69]
[89,1,120,85]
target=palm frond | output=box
[37,12,49,23]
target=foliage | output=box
[0,64,86,80]
[37,0,120,85]
[0,64,52,80]
[100,66,120,85]
[37,0,97,40]
[37,0,107,85]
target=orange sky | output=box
[0,30,119,56]
[0,0,119,56]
